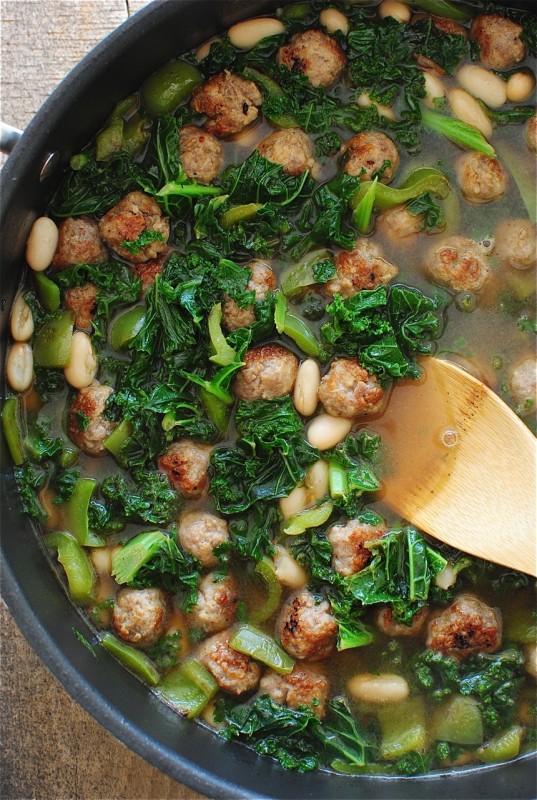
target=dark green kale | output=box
[406,192,444,231]
[325,432,382,516]
[220,150,314,207]
[50,151,140,216]
[485,105,535,128]
[146,631,182,673]
[459,649,526,735]
[226,503,281,562]
[33,367,65,400]
[315,131,343,158]
[100,469,180,526]
[13,463,47,522]
[411,649,461,700]
[87,499,124,533]
[23,420,63,462]
[412,19,469,74]
[50,468,81,504]
[120,229,165,255]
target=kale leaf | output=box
[51,152,140,217]
[100,469,180,526]
[146,631,182,673]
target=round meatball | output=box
[63,283,98,331]
[276,589,337,661]
[341,132,399,183]
[158,440,212,498]
[494,219,537,271]
[198,631,261,695]
[179,124,224,184]
[376,606,429,637]
[187,573,238,635]
[527,114,537,155]
[426,594,502,659]
[260,665,330,719]
[98,191,169,264]
[327,518,385,577]
[52,217,108,270]
[256,128,315,176]
[426,235,491,292]
[326,240,399,298]
[378,204,425,240]
[67,382,117,457]
[456,152,506,204]
[190,71,263,138]
[318,358,384,418]
[277,29,347,89]
[222,261,277,332]
[112,587,171,648]
[130,255,165,296]
[509,357,537,416]
[234,344,298,401]
[178,510,229,568]
[470,14,525,70]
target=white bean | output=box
[422,71,446,109]
[64,331,97,389]
[25,216,59,272]
[273,544,308,589]
[10,293,34,342]
[435,564,457,590]
[304,459,329,502]
[347,673,409,705]
[307,414,352,450]
[319,7,349,35]
[279,485,309,518]
[195,36,221,61]
[456,65,506,108]
[6,342,33,392]
[378,0,411,23]
[293,359,321,416]
[506,70,536,103]
[90,547,112,575]
[228,17,284,50]
[448,88,493,140]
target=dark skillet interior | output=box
[1,1,536,797]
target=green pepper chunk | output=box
[421,109,496,157]
[110,306,146,351]
[249,557,282,624]
[2,397,27,466]
[229,624,295,674]
[96,117,124,162]
[378,697,427,760]
[112,530,167,584]
[141,60,203,116]
[33,310,74,368]
[101,632,160,686]
[281,250,331,297]
[58,446,79,468]
[283,313,321,357]
[208,303,238,366]
[200,388,230,435]
[45,531,96,605]
[220,203,263,230]
[34,272,60,313]
[122,113,150,156]
[351,177,378,234]
[476,726,523,764]
[350,167,450,215]
[104,419,134,460]
[62,478,100,546]
[283,500,334,536]
[155,659,218,717]
[274,291,287,334]
[432,694,484,745]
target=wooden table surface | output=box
[0,3,206,798]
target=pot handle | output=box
[1,121,23,154]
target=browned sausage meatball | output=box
[52,217,108,270]
[129,255,165,296]
[326,240,399,298]
[494,219,537,271]
[327,518,386,576]
[178,510,229,568]
[341,132,399,183]
[190,71,263,138]
[67,383,117,456]
[222,261,277,332]
[187,573,238,635]
[527,114,537,154]
[426,235,490,292]
[260,665,330,719]
[112,587,171,648]
[277,29,347,89]
[234,344,299,401]
[276,589,337,661]
[318,358,384,418]
[179,124,224,184]
[63,283,98,331]
[376,606,429,637]
[456,152,506,204]
[426,594,502,659]
[509,356,537,416]
[256,129,315,176]
[99,191,169,264]
[377,205,425,240]
[198,631,261,695]
[470,13,525,70]
[158,440,212,498]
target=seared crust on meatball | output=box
[191,71,263,138]
[426,594,502,659]
[179,124,224,184]
[328,518,385,577]
[98,191,169,264]
[326,240,399,298]
[256,129,315,176]
[341,132,399,183]
[158,440,212,498]
[376,606,429,637]
[378,205,425,239]
[260,665,330,718]
[426,235,490,292]
[222,261,277,332]
[112,587,171,648]
[470,13,525,70]
[68,383,117,456]
[198,631,261,695]
[276,589,337,661]
[318,358,384,418]
[63,283,98,331]
[527,115,537,155]
[509,357,537,415]
[234,344,299,401]
[494,219,537,271]
[277,29,347,89]
[187,573,238,635]
[129,255,165,296]
[178,510,229,568]
[456,152,506,204]
[52,217,108,270]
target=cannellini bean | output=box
[506,70,536,103]
[356,93,396,121]
[273,544,308,589]
[25,216,59,272]
[6,342,33,392]
[228,17,284,50]
[456,65,506,108]
[319,7,349,35]
[279,485,309,518]
[347,673,409,705]
[422,71,446,109]
[64,331,98,388]
[294,358,321,416]
[378,0,411,23]
[307,414,352,450]
[525,641,537,680]
[90,547,113,574]
[10,293,34,342]
[195,36,221,61]
[304,459,329,502]
[435,564,457,590]
[448,88,493,140]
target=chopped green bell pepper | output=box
[208,303,238,366]
[350,167,450,215]
[283,313,321,357]
[2,396,26,466]
[101,632,160,686]
[421,109,496,157]
[155,659,218,717]
[34,272,60,313]
[45,531,96,605]
[281,249,332,297]
[351,177,378,234]
[476,726,523,764]
[378,696,427,760]
[283,500,334,536]
[141,60,203,116]
[110,306,146,351]
[104,419,133,460]
[62,477,100,546]
[229,624,295,674]
[249,557,282,624]
[112,530,167,584]
[200,388,230,435]
[33,310,74,368]
[220,203,263,230]
[432,694,483,745]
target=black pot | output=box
[1,2,536,797]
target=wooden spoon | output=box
[370,357,537,576]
